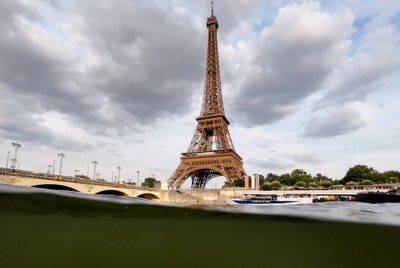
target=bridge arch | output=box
[137,193,161,201]
[32,184,79,192]
[95,190,128,196]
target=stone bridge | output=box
[0,168,162,201]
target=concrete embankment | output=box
[159,188,245,204]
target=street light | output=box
[74,169,80,176]
[52,160,55,174]
[11,142,21,169]
[117,166,121,183]
[92,161,97,180]
[6,151,10,168]
[58,153,65,175]
[136,170,140,186]
[47,164,53,174]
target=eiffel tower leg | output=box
[190,170,220,189]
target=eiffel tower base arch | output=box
[169,152,246,189]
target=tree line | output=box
[224,165,400,190]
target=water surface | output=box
[1,184,399,268]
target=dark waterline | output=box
[1,184,399,268]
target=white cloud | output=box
[304,108,366,137]
[230,2,355,126]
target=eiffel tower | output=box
[169,2,246,189]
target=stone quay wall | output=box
[160,188,245,204]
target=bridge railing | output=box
[0,168,154,190]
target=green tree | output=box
[383,170,400,181]
[233,179,245,187]
[260,183,273,191]
[320,180,333,188]
[279,173,292,186]
[341,165,377,184]
[360,179,374,185]
[265,173,280,183]
[314,173,333,184]
[291,169,312,184]
[223,181,234,188]
[308,182,318,188]
[372,173,389,184]
[76,175,90,180]
[224,179,245,188]
[294,181,307,188]
[270,180,282,190]
[141,177,161,188]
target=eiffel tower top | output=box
[198,0,226,121]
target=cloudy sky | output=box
[1,0,399,188]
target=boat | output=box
[230,191,313,206]
[355,187,400,203]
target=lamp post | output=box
[47,164,53,174]
[111,171,114,182]
[58,153,65,175]
[96,173,100,180]
[11,142,21,169]
[74,169,80,176]
[6,151,10,168]
[92,161,97,180]
[52,160,55,174]
[117,166,121,183]
[136,170,140,187]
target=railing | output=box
[0,168,154,191]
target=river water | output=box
[1,184,399,268]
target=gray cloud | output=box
[320,13,400,106]
[288,153,322,165]
[0,90,94,151]
[0,0,93,149]
[229,2,354,127]
[247,157,292,170]
[303,108,366,138]
[247,151,322,172]
[62,1,208,133]
[0,1,208,145]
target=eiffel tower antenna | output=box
[168,2,246,189]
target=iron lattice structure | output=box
[169,6,246,189]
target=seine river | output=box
[1,184,399,268]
